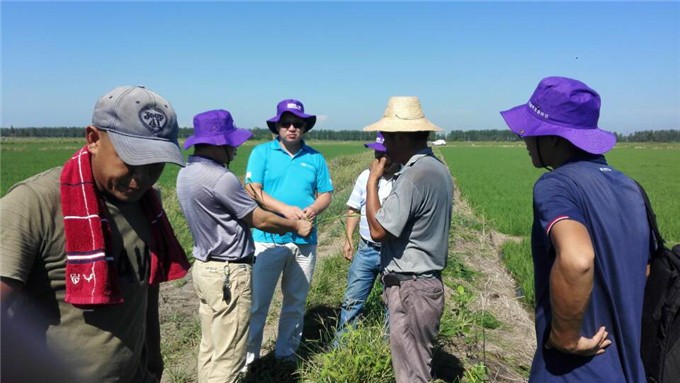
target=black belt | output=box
[208,254,255,264]
[381,271,441,287]
[361,238,381,250]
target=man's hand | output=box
[343,240,354,261]
[302,206,318,220]
[368,157,387,181]
[282,205,305,220]
[546,325,611,356]
[295,219,313,237]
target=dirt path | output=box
[449,184,535,381]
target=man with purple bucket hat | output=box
[244,99,333,366]
[176,109,312,382]
[334,132,401,346]
[501,77,649,382]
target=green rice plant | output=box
[160,314,200,382]
[0,139,80,196]
[462,362,490,383]
[607,147,680,243]
[307,254,349,309]
[501,239,535,307]
[299,318,394,383]
[441,145,541,237]
[440,144,680,242]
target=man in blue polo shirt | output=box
[500,76,649,382]
[244,99,333,365]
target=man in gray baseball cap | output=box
[92,85,184,167]
[0,85,189,382]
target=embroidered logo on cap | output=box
[528,101,549,119]
[139,106,168,135]
[287,102,302,110]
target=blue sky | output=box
[2,1,679,134]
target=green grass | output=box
[1,138,368,197]
[441,142,680,310]
[441,142,679,242]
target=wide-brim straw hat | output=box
[363,96,442,132]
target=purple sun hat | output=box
[184,109,253,150]
[266,99,317,134]
[500,76,616,154]
[364,132,386,152]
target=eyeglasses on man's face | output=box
[278,120,306,130]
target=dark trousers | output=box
[383,277,444,383]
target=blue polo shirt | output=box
[245,139,333,245]
[529,155,649,382]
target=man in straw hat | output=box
[176,109,312,382]
[0,85,190,382]
[244,99,333,366]
[500,76,649,382]
[334,132,401,346]
[363,96,454,382]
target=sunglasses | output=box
[278,121,306,129]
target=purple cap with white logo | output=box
[364,132,386,152]
[266,99,317,134]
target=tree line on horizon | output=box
[1,126,679,143]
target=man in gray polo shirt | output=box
[176,109,312,383]
[363,97,454,383]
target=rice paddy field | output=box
[440,141,680,306]
[2,138,677,242]
[0,138,367,196]
[440,142,680,243]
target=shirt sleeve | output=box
[346,170,368,210]
[214,172,257,220]
[245,144,266,185]
[533,174,586,236]
[375,177,418,238]
[315,154,334,193]
[0,184,43,282]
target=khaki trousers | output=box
[192,260,252,383]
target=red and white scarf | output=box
[60,146,189,307]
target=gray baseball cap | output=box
[92,86,184,166]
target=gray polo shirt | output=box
[376,148,454,274]
[176,155,257,262]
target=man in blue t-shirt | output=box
[500,77,650,382]
[244,99,333,366]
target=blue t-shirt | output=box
[245,139,333,244]
[529,155,649,382]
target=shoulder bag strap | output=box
[634,180,666,251]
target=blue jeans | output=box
[335,238,383,343]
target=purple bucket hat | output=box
[266,99,317,134]
[184,109,253,150]
[500,76,616,154]
[364,132,386,152]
